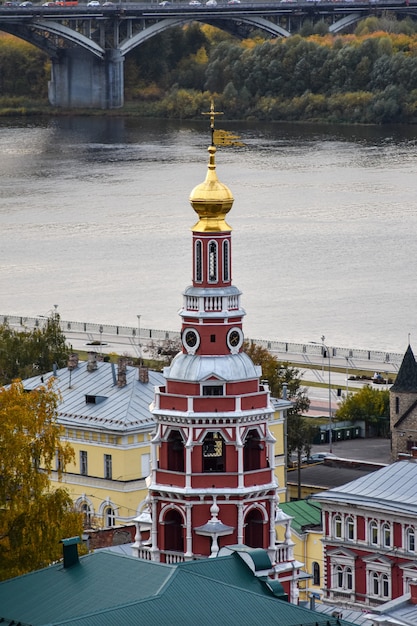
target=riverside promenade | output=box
[1,313,403,375]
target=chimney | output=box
[139,366,149,384]
[410,579,417,604]
[60,536,81,568]
[87,351,98,372]
[117,357,127,388]
[411,447,417,459]
[67,353,79,370]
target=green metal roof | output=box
[279,500,322,535]
[0,548,355,626]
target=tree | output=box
[0,313,70,385]
[335,384,390,436]
[244,341,314,485]
[0,379,83,580]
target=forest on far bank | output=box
[2,15,417,123]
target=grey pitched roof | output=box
[311,460,417,515]
[287,462,380,491]
[390,345,417,393]
[22,361,165,433]
[0,549,356,626]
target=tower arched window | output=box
[222,240,230,282]
[243,429,263,471]
[208,241,218,283]
[244,508,264,548]
[202,432,225,472]
[195,240,202,283]
[163,509,184,553]
[167,430,184,473]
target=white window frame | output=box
[104,506,115,528]
[406,526,416,553]
[222,239,230,282]
[346,516,355,542]
[195,239,202,283]
[332,564,353,591]
[382,522,391,548]
[334,514,342,539]
[369,520,379,546]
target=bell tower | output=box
[136,106,301,600]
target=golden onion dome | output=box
[189,145,234,233]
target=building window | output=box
[370,520,379,546]
[104,454,112,480]
[223,240,230,282]
[406,527,415,552]
[55,450,63,472]
[334,515,342,539]
[334,565,353,591]
[395,396,399,413]
[369,571,390,599]
[202,385,223,396]
[80,450,88,476]
[312,562,320,586]
[346,517,355,541]
[382,574,389,598]
[208,241,218,282]
[141,453,150,478]
[195,240,202,282]
[104,506,115,528]
[382,523,391,548]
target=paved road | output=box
[311,437,391,465]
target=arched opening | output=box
[163,509,184,553]
[80,502,92,528]
[167,429,184,472]
[312,561,320,586]
[202,432,225,472]
[243,429,263,471]
[244,508,264,549]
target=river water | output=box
[1,116,417,353]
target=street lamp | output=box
[321,336,333,454]
[137,315,141,364]
[311,336,333,454]
[345,356,349,395]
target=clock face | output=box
[183,328,200,353]
[227,327,243,352]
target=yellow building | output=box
[22,352,290,530]
[277,499,323,604]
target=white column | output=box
[184,503,193,559]
[237,501,244,545]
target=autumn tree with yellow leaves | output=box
[0,379,83,581]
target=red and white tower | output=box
[136,111,301,600]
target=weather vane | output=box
[202,99,244,148]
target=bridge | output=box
[0,0,415,108]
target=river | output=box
[1,116,417,353]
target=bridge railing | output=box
[0,313,403,366]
